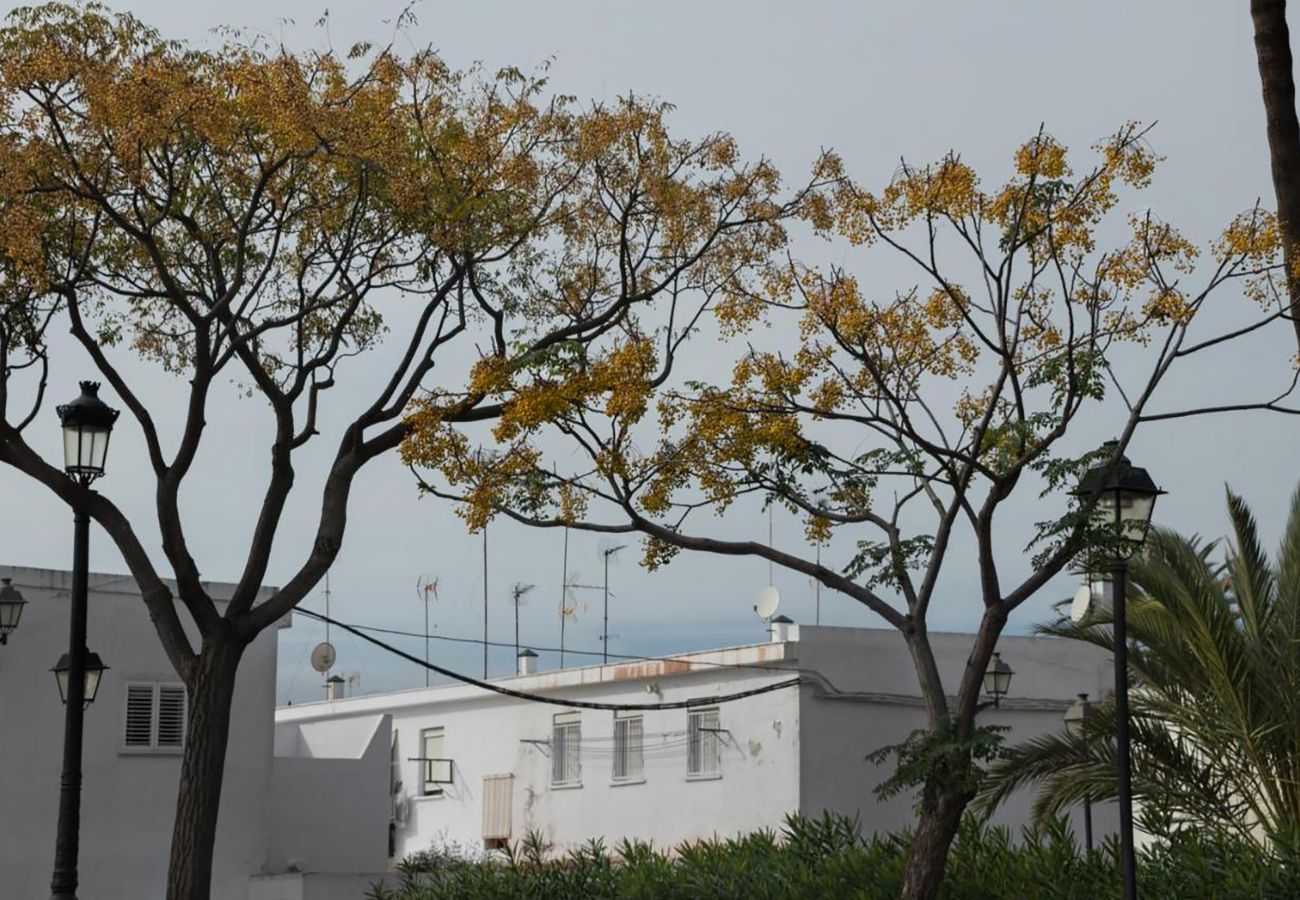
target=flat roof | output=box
[277,636,796,720]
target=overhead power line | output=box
[294,608,801,712]
[294,611,811,678]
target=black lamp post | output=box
[1073,439,1163,900]
[0,577,27,644]
[1064,692,1094,851]
[50,381,118,900]
[982,652,1014,709]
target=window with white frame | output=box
[612,710,644,783]
[687,707,721,778]
[552,711,582,786]
[420,727,452,795]
[122,682,187,752]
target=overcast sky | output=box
[2,1,1296,705]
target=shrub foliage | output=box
[369,813,1299,900]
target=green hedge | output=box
[369,814,1300,900]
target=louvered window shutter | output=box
[123,684,155,747]
[156,686,187,748]
[122,681,186,751]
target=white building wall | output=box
[795,626,1119,839]
[0,565,282,900]
[267,715,392,874]
[274,623,1123,868]
[276,645,802,859]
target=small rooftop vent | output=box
[770,614,795,643]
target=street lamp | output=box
[0,577,27,644]
[51,653,109,708]
[1072,439,1163,900]
[58,382,118,485]
[982,652,1014,709]
[50,381,118,900]
[1064,692,1094,851]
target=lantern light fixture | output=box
[983,652,1014,708]
[56,381,119,485]
[51,652,109,707]
[1072,439,1164,561]
[0,577,26,645]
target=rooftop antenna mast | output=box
[559,526,569,667]
[599,542,626,663]
[510,583,535,659]
[324,571,331,667]
[759,507,769,582]
[309,574,338,698]
[561,570,600,668]
[755,497,781,637]
[482,526,489,679]
[815,545,822,626]
[416,575,439,687]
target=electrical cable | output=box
[295,610,811,678]
[294,608,801,712]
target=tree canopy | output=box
[0,5,828,897]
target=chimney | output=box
[517,648,538,676]
[325,675,346,701]
[770,615,795,643]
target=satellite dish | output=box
[1069,586,1092,623]
[755,586,781,620]
[310,641,336,673]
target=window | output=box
[552,712,582,786]
[687,707,721,778]
[612,711,643,783]
[122,682,187,752]
[420,727,452,795]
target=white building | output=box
[276,621,1116,863]
[0,565,390,900]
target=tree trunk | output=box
[899,775,975,900]
[1251,0,1300,351]
[165,637,246,900]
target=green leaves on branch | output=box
[867,718,1008,807]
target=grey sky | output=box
[1,1,1295,705]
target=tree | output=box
[978,486,1300,849]
[406,127,1297,898]
[1250,0,1300,352]
[0,5,821,897]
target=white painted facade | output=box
[0,565,391,900]
[276,623,1118,862]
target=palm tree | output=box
[977,486,1300,848]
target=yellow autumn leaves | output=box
[2,6,1289,550]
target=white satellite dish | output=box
[755,586,781,620]
[1069,586,1092,623]
[310,641,336,673]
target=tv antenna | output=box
[415,575,440,687]
[311,573,337,695]
[599,541,626,663]
[560,570,599,668]
[815,545,822,625]
[482,526,489,679]
[759,502,769,587]
[510,583,535,659]
[558,525,603,667]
